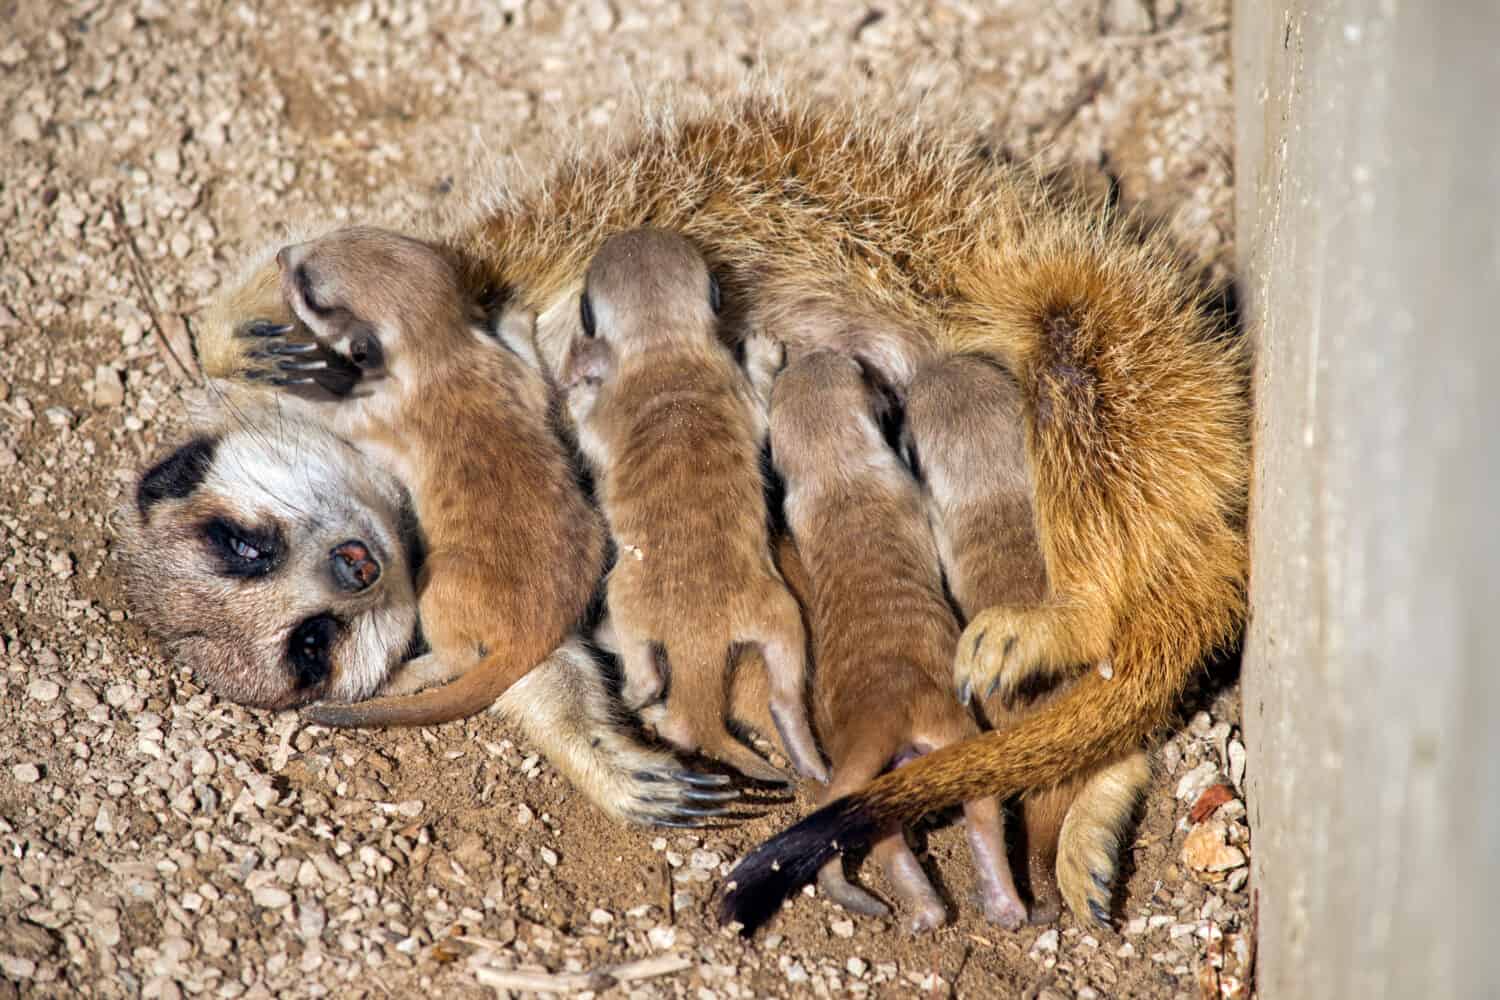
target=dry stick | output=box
[110,198,201,385]
[473,953,693,994]
[1046,70,1109,147]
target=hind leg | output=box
[960,795,1028,929]
[753,595,829,783]
[1055,750,1151,926]
[615,632,665,709]
[872,832,947,933]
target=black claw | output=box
[672,770,732,788]
[1088,899,1112,927]
[650,816,711,829]
[266,341,321,355]
[271,375,319,387]
[633,770,668,784]
[240,321,294,337]
[681,786,740,803]
[956,678,972,706]
[278,359,330,372]
[971,628,987,657]
[987,675,1002,700]
[668,803,733,819]
[1092,871,1111,892]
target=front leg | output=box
[235,319,365,397]
[492,639,741,828]
[954,601,1113,707]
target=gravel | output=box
[0,0,1244,996]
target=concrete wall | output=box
[1236,3,1500,997]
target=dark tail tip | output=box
[717,795,880,935]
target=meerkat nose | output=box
[330,539,381,592]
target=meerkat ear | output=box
[561,336,613,387]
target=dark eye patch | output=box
[137,436,218,514]
[288,614,340,689]
[202,517,284,578]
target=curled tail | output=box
[304,647,543,728]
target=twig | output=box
[1047,70,1109,146]
[473,953,693,994]
[662,857,675,924]
[1100,20,1229,46]
[110,198,201,385]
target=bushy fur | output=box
[194,93,1249,928]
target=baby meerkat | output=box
[562,228,825,786]
[265,226,608,727]
[902,354,1151,925]
[117,392,731,826]
[765,350,1028,932]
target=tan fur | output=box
[768,351,1026,931]
[196,96,1247,864]
[115,397,420,709]
[905,354,1150,925]
[271,227,607,727]
[117,392,738,825]
[564,229,823,784]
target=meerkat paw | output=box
[494,653,745,829]
[1054,820,1120,928]
[234,318,362,395]
[1054,752,1151,927]
[742,331,786,406]
[952,606,1055,707]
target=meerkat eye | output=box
[203,517,283,578]
[579,291,597,338]
[708,273,723,315]
[287,614,340,689]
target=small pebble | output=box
[251,887,292,909]
[12,763,40,783]
[27,679,61,703]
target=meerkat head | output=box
[117,401,422,709]
[902,355,1029,503]
[561,228,723,387]
[276,226,476,385]
[769,350,901,486]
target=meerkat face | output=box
[117,410,422,709]
[562,228,722,387]
[276,226,470,386]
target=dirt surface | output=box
[0,1,1250,997]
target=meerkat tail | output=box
[718,649,1176,933]
[304,647,546,728]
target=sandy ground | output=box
[0,1,1251,997]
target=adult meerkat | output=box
[192,95,1248,918]
[561,228,825,785]
[766,350,1027,932]
[902,354,1151,926]
[264,226,609,728]
[117,396,735,826]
